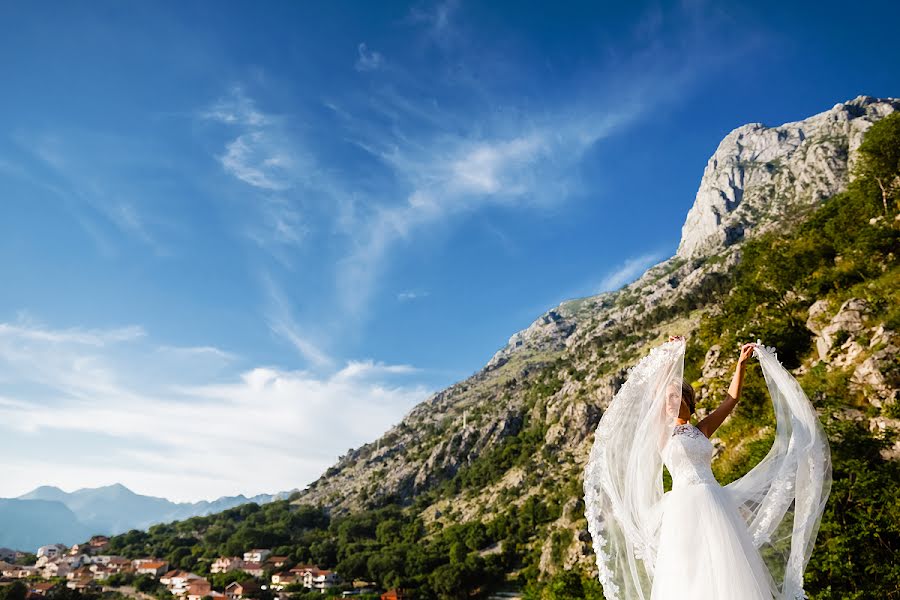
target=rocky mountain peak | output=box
[676,95,900,259]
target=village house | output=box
[41,561,71,579]
[173,575,205,596]
[107,557,133,574]
[66,577,99,593]
[3,565,38,579]
[380,589,410,600]
[341,588,376,598]
[242,550,270,564]
[310,570,341,592]
[239,562,265,578]
[160,570,205,596]
[292,567,340,593]
[263,556,289,569]
[36,545,67,560]
[341,581,378,597]
[269,572,297,590]
[62,554,92,570]
[185,579,213,600]
[225,581,261,600]
[91,565,113,581]
[211,557,244,574]
[67,567,94,582]
[189,588,226,600]
[341,589,374,598]
[287,564,317,577]
[134,559,169,576]
[160,569,186,586]
[27,582,56,598]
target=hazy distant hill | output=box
[0,498,91,551]
[2,483,297,551]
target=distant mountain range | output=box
[0,483,297,552]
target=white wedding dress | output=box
[651,422,776,599]
[583,339,831,600]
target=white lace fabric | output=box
[664,423,718,489]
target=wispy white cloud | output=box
[334,359,419,380]
[261,274,334,368]
[202,88,316,266]
[355,43,384,72]
[397,290,429,302]
[153,344,238,362]
[203,87,304,193]
[203,90,297,193]
[12,131,175,256]
[405,0,460,48]
[0,319,145,346]
[0,318,431,502]
[201,87,269,126]
[219,132,295,191]
[328,93,640,319]
[597,251,666,292]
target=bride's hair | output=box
[678,379,696,415]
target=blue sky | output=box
[1,0,898,502]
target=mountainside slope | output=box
[291,96,900,516]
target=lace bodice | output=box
[662,423,718,489]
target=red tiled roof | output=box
[30,583,56,591]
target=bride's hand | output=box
[738,342,755,365]
[668,335,685,342]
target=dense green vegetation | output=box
[98,115,899,599]
[0,582,130,600]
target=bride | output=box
[583,336,831,600]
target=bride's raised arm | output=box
[697,342,755,438]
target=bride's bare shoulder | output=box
[695,420,713,439]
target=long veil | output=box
[723,341,832,600]
[582,338,832,600]
[583,338,685,600]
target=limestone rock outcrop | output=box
[676,96,900,259]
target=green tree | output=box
[14,553,37,566]
[428,563,468,600]
[134,574,163,594]
[0,581,27,600]
[854,111,900,214]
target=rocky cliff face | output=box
[292,96,899,531]
[676,96,900,259]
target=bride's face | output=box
[665,382,684,419]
